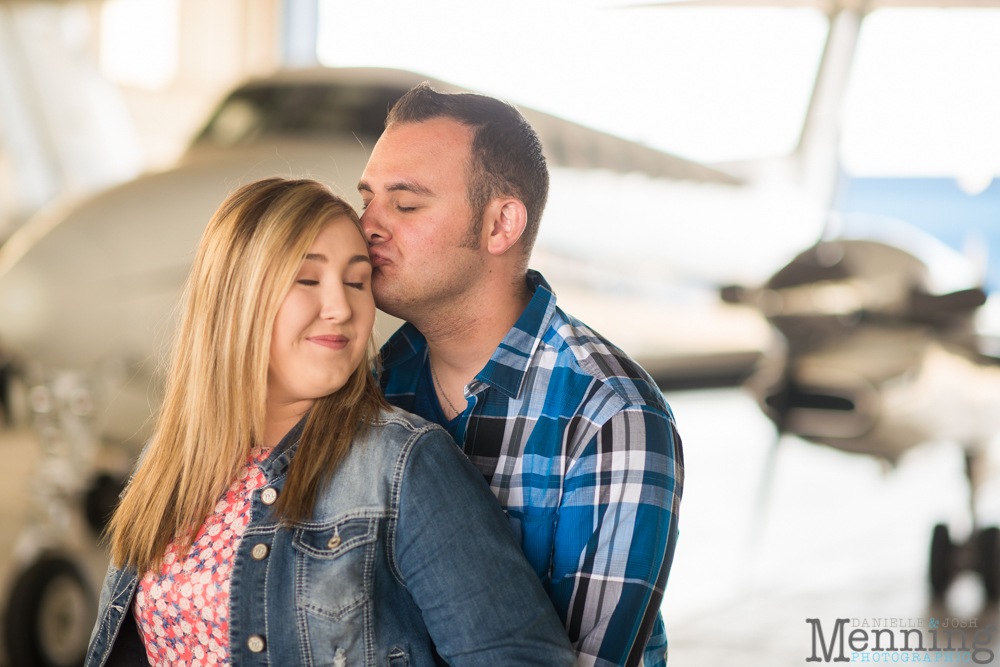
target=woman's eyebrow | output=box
[303,253,371,265]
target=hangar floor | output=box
[661,389,1000,665]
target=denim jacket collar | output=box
[257,414,306,481]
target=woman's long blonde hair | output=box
[109,177,388,573]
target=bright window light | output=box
[99,0,179,90]
[842,8,1000,180]
[317,1,827,163]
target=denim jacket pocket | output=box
[292,517,378,620]
[387,646,407,667]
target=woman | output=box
[85,178,574,666]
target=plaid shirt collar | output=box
[380,270,557,400]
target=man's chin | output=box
[372,285,406,321]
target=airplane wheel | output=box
[979,527,1000,602]
[4,557,93,667]
[930,524,954,598]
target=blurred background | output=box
[1,0,1000,664]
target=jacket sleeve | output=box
[392,428,576,667]
[552,407,684,667]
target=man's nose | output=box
[360,205,389,245]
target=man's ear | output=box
[484,199,527,256]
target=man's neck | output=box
[415,276,532,389]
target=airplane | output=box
[630,0,1000,601]
[722,214,1000,598]
[0,64,757,666]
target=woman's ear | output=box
[484,199,527,256]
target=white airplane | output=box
[722,216,1000,599]
[634,0,1000,601]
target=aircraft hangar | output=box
[2,1,1000,665]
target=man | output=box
[358,83,684,667]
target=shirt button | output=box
[327,535,341,549]
[251,543,269,560]
[247,635,265,653]
[261,488,278,505]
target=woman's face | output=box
[267,216,375,411]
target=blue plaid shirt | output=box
[379,271,683,667]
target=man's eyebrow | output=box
[387,181,433,196]
[356,179,434,197]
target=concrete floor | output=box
[661,388,1000,665]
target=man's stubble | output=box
[371,239,486,333]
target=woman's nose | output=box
[320,285,352,322]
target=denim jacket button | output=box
[261,488,278,505]
[327,535,341,549]
[251,543,269,560]
[248,635,266,653]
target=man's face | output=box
[358,118,483,321]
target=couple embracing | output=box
[85,83,684,667]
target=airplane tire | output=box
[4,557,93,667]
[930,524,954,598]
[978,527,1000,602]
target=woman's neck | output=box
[264,397,314,448]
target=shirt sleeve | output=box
[550,406,684,667]
[393,428,577,667]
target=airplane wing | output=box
[626,1,1000,9]
[519,107,741,184]
[200,67,741,186]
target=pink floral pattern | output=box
[134,447,272,666]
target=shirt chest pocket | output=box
[292,517,378,620]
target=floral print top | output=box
[133,447,272,666]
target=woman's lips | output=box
[307,335,349,350]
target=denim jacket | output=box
[85,408,575,667]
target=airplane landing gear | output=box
[929,447,1000,602]
[3,557,94,667]
[929,524,1000,601]
[930,523,954,598]
[978,527,1000,601]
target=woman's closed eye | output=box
[297,279,319,286]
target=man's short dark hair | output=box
[385,82,549,258]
